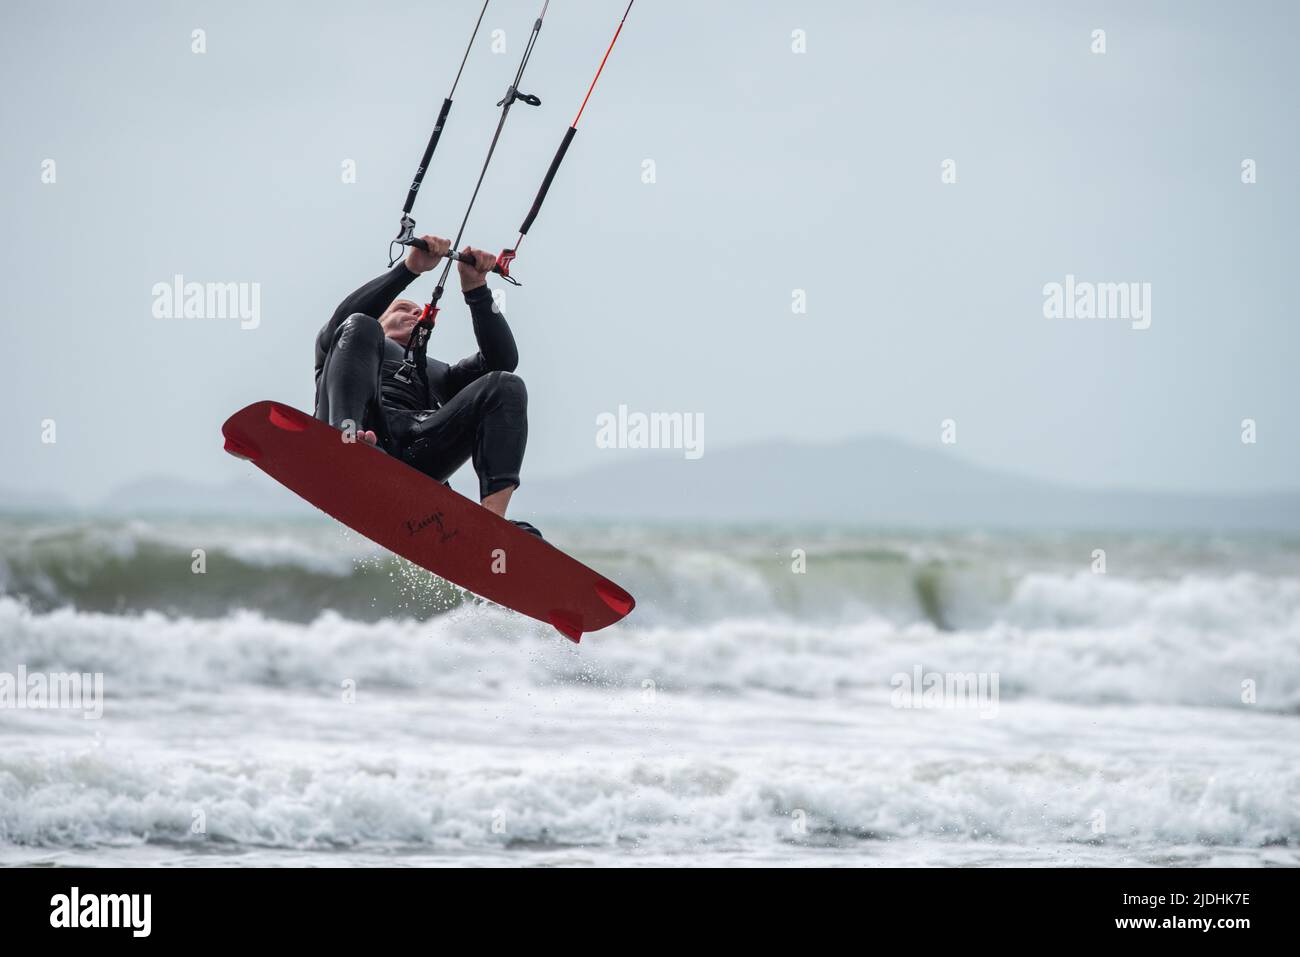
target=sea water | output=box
[1,516,1296,867]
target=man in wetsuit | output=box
[313,235,538,535]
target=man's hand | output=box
[405,235,451,274]
[456,246,497,292]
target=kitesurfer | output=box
[313,236,540,536]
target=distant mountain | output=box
[0,485,74,513]
[516,435,1300,531]
[97,475,317,516]
[3,435,1297,531]
[0,475,317,517]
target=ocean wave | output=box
[0,598,546,698]
[0,519,464,622]
[1,747,1295,853]
[3,563,1298,710]
[5,519,1300,637]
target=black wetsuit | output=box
[313,264,527,500]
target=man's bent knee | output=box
[492,371,527,405]
[335,313,384,350]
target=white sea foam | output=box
[1,719,1295,856]
[2,564,1297,710]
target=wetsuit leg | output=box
[315,314,388,438]
[395,371,528,500]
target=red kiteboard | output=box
[221,401,634,641]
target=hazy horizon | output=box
[4,0,1298,505]
[6,428,1300,532]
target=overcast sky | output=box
[3,0,1297,504]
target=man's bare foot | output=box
[481,485,515,518]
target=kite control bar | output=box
[401,239,520,285]
[390,0,631,294]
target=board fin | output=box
[549,610,583,643]
[222,429,261,462]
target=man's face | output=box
[378,299,425,342]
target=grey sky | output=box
[3,0,1297,505]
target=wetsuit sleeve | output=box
[437,285,519,401]
[314,264,419,380]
